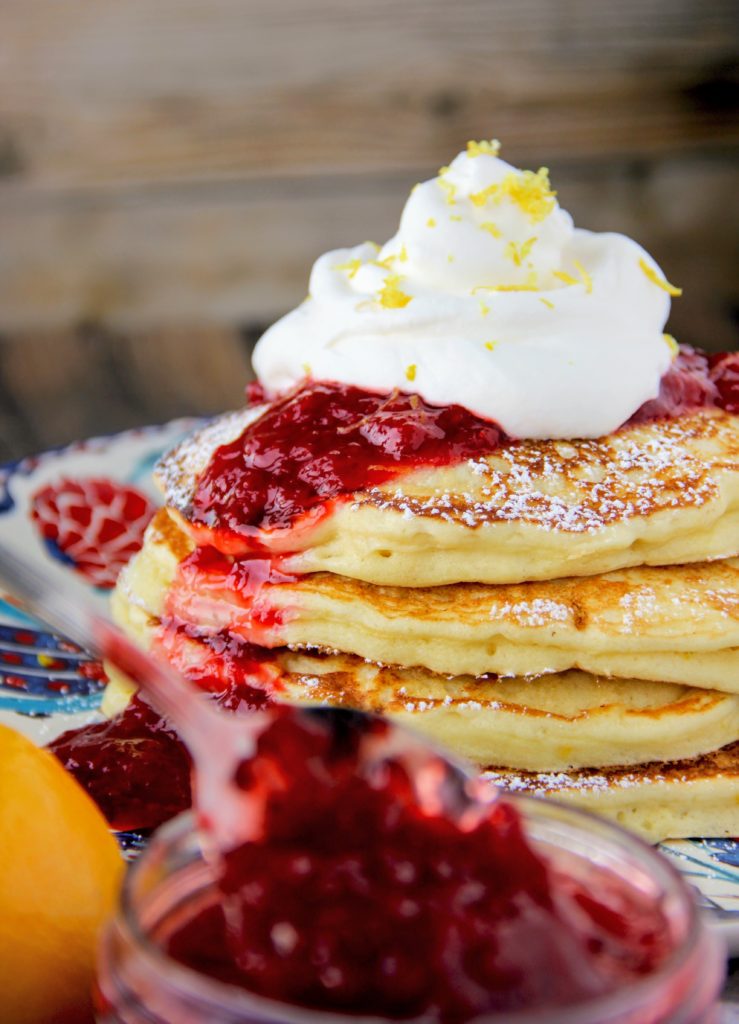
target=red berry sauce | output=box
[163,546,296,647]
[49,695,192,832]
[48,628,278,831]
[189,382,504,547]
[709,350,739,413]
[629,350,714,422]
[190,348,737,551]
[165,709,672,1021]
[154,617,281,702]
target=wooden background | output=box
[0,0,737,461]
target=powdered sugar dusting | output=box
[482,767,664,795]
[495,597,571,627]
[482,742,739,795]
[619,588,659,631]
[357,411,736,532]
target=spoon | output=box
[0,542,491,851]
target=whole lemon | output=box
[0,722,124,1024]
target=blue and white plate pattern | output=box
[1,423,738,945]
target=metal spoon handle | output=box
[0,541,214,746]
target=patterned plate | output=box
[2,424,739,945]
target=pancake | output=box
[158,405,739,587]
[119,508,739,692]
[279,654,739,775]
[109,403,739,843]
[482,744,739,844]
[107,584,739,775]
[102,639,739,844]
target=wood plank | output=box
[0,326,253,462]
[0,155,736,349]
[0,175,410,329]
[0,0,736,187]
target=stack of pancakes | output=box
[109,403,739,842]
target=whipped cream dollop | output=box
[253,141,679,439]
